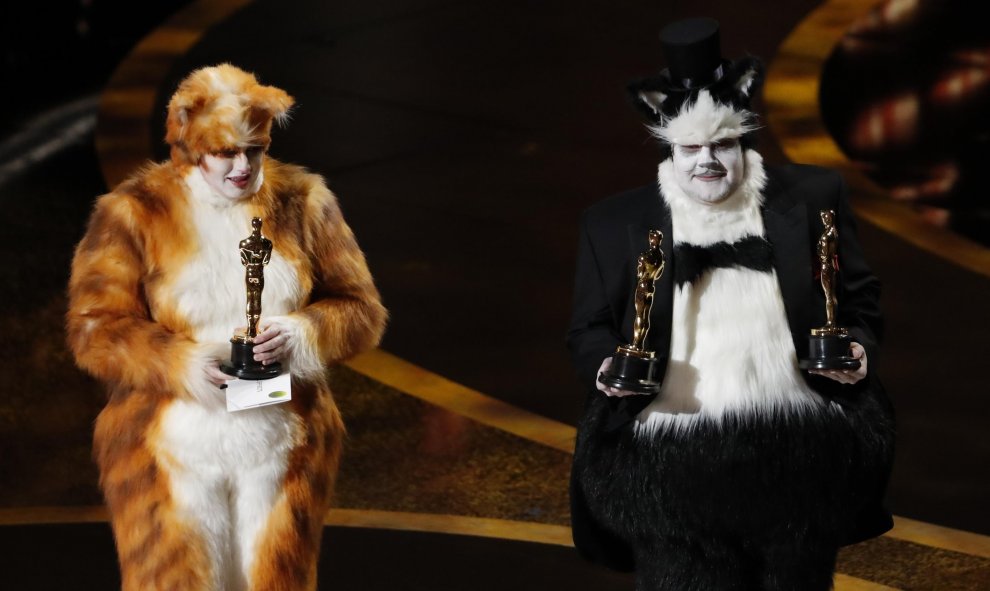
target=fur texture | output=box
[658,149,766,245]
[165,64,294,165]
[637,150,824,433]
[628,56,764,160]
[572,146,894,589]
[68,155,387,590]
[575,393,893,591]
[649,90,759,147]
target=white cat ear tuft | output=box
[735,67,758,98]
[637,90,669,116]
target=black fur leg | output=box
[632,533,838,591]
[571,386,894,580]
[753,535,838,591]
[634,537,753,591]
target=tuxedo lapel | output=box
[762,174,814,360]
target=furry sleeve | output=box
[278,180,387,380]
[67,193,213,400]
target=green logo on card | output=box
[268,391,288,399]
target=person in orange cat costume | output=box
[67,64,387,590]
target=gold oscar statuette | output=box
[799,209,862,370]
[598,229,666,394]
[220,217,283,380]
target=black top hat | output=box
[660,17,726,89]
[627,15,764,155]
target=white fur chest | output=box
[636,153,825,435]
[162,170,305,344]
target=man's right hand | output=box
[595,357,643,397]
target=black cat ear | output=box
[730,57,763,101]
[628,78,686,124]
[635,89,668,118]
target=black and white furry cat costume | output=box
[568,18,894,591]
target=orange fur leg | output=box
[95,396,213,591]
[247,395,343,591]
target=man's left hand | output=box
[809,342,867,384]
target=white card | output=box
[225,371,292,412]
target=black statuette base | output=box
[799,332,862,371]
[598,349,663,394]
[220,338,283,380]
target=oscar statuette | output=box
[598,229,666,394]
[799,209,862,371]
[220,217,283,380]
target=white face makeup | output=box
[671,138,744,204]
[198,146,265,200]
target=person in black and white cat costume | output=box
[568,18,894,591]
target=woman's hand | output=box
[809,342,868,384]
[204,359,231,387]
[252,318,294,365]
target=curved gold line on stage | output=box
[0,505,571,546]
[326,509,573,547]
[765,0,990,278]
[888,516,990,561]
[0,506,975,591]
[6,503,990,563]
[0,505,109,526]
[833,576,899,591]
[346,349,576,453]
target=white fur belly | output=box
[637,267,824,435]
[152,401,303,590]
[163,193,304,345]
[154,400,302,476]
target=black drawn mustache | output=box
[693,162,726,175]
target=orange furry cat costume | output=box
[68,65,387,590]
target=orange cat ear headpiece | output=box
[165,63,294,165]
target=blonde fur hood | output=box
[165,64,294,165]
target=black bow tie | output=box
[673,235,774,286]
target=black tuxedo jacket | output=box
[567,163,883,428]
[566,164,891,569]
